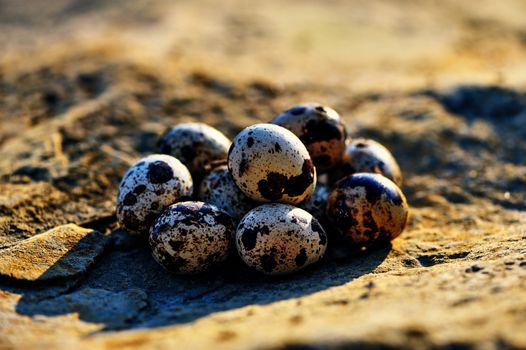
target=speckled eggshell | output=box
[334,138,402,186]
[271,103,347,173]
[228,123,316,204]
[149,201,234,274]
[198,165,256,223]
[299,183,330,222]
[157,122,231,181]
[326,173,409,247]
[116,154,193,236]
[236,203,327,275]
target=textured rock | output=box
[17,288,148,329]
[0,1,526,350]
[0,224,108,283]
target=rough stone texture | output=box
[0,1,526,349]
[0,224,108,283]
[17,287,148,330]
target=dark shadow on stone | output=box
[12,227,389,331]
[12,165,52,182]
[76,71,106,97]
[273,339,484,350]
[276,340,405,350]
[421,85,526,122]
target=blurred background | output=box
[2,0,526,91]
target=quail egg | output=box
[326,173,409,247]
[198,164,256,223]
[228,123,316,204]
[299,183,330,222]
[272,103,347,172]
[116,154,193,236]
[236,203,327,275]
[158,122,231,182]
[331,138,402,186]
[149,201,234,274]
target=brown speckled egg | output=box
[198,165,257,223]
[116,155,193,236]
[326,173,409,247]
[228,123,316,204]
[299,183,330,222]
[158,123,231,182]
[149,201,234,274]
[332,138,402,186]
[236,203,327,275]
[271,103,347,172]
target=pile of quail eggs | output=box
[116,103,409,275]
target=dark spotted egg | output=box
[158,123,231,182]
[272,103,347,173]
[228,123,316,204]
[149,201,234,274]
[198,165,257,223]
[116,154,193,236]
[326,173,409,247]
[332,138,402,186]
[299,183,330,222]
[235,203,327,275]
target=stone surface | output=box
[17,287,148,330]
[0,1,526,349]
[0,224,108,283]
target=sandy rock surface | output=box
[0,1,525,349]
[0,224,107,282]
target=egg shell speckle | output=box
[332,138,402,186]
[272,103,347,173]
[326,173,409,247]
[228,123,316,204]
[299,183,330,222]
[198,165,257,223]
[158,122,231,181]
[236,203,327,275]
[116,154,193,236]
[149,201,234,274]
